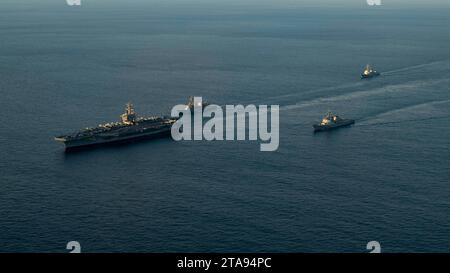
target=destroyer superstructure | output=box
[55,103,176,151]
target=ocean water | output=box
[1,0,450,252]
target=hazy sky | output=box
[4,0,450,7]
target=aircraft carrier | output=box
[55,103,176,151]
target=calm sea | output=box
[1,0,450,252]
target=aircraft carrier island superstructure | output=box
[55,103,176,151]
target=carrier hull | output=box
[57,126,172,152]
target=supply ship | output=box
[313,112,355,132]
[55,103,176,151]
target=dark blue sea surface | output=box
[1,0,450,252]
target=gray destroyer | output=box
[313,112,355,132]
[55,103,176,151]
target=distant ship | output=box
[361,64,380,79]
[313,112,355,132]
[186,96,210,111]
[55,103,176,151]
